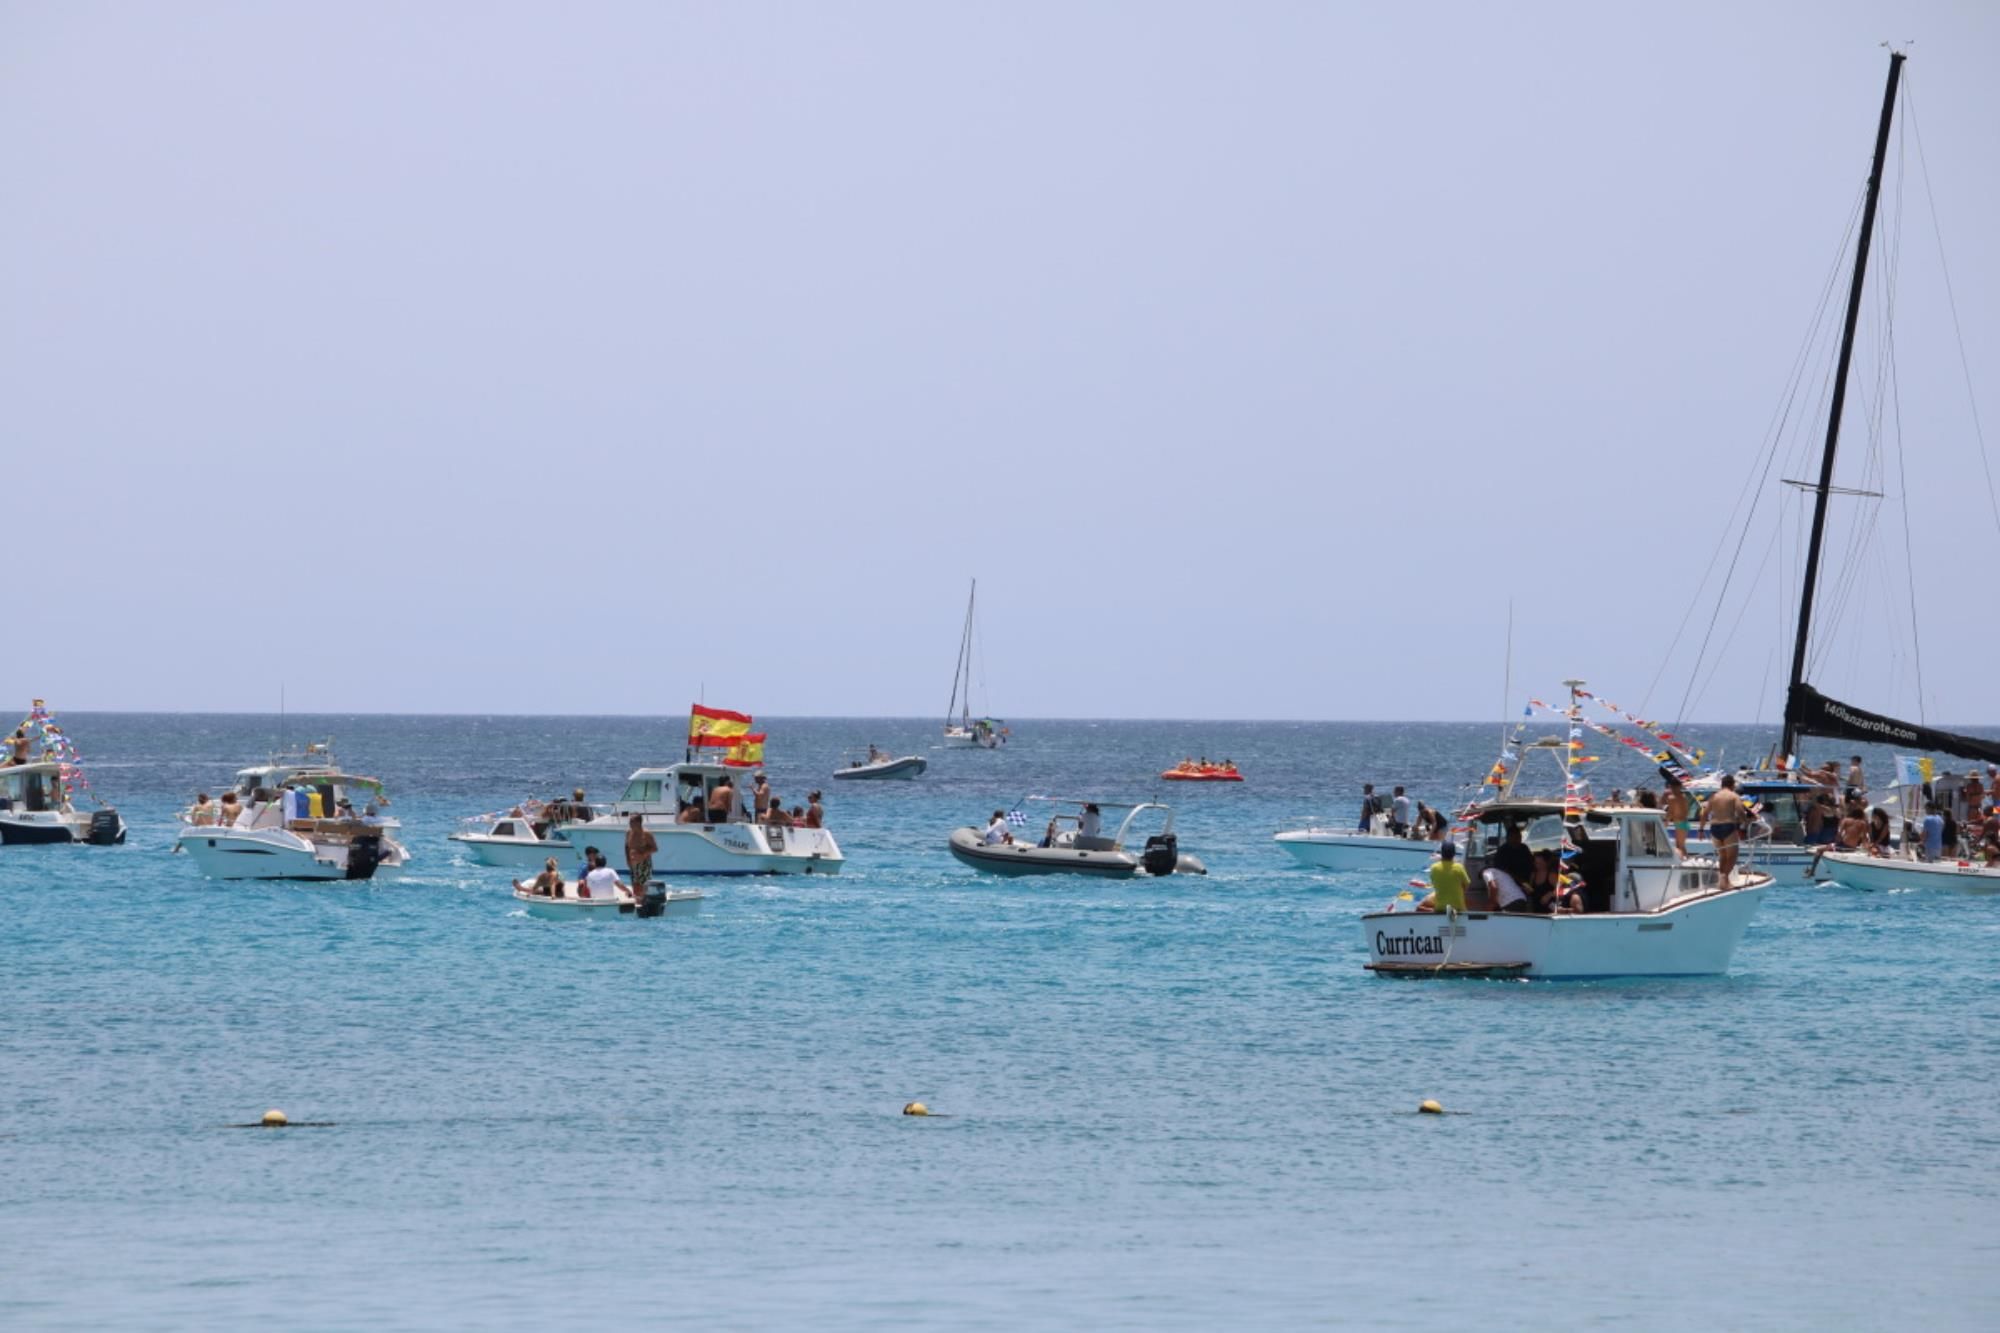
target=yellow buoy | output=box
[261,1108,288,1127]
[902,1102,929,1117]
[1418,1099,1444,1115]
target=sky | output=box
[4,1,1997,721]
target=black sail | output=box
[1785,684,2000,767]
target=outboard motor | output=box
[635,886,667,918]
[1141,832,1180,877]
[87,809,124,846]
[344,833,385,881]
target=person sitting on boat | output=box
[1836,799,1867,850]
[1865,807,1894,857]
[1484,823,1534,904]
[1415,841,1468,914]
[677,800,704,824]
[867,746,885,765]
[765,799,794,828]
[805,791,825,829]
[983,811,1014,846]
[530,857,564,897]
[1038,817,1059,848]
[1079,803,1102,839]
[752,773,772,816]
[1178,758,1195,773]
[578,847,627,900]
[187,793,217,827]
[1980,809,2000,865]
[1220,759,1237,774]
[706,776,736,823]
[1528,850,1583,914]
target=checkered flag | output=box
[1006,809,1028,827]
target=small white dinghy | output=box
[1811,848,2000,894]
[512,878,705,920]
[449,799,589,868]
[1275,822,1438,872]
[833,748,927,781]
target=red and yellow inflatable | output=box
[1161,762,1243,783]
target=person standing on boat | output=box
[1706,775,1747,881]
[1846,756,1866,801]
[1662,774,1694,857]
[5,727,30,766]
[1357,784,1381,833]
[1389,787,1411,837]
[752,773,772,817]
[626,813,659,897]
[706,775,736,823]
[805,791,825,829]
[1416,841,1468,914]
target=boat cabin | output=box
[1460,800,1725,914]
[0,761,68,814]
[613,764,752,821]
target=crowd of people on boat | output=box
[671,773,825,830]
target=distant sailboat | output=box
[942,579,1005,749]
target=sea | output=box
[3,713,1997,1329]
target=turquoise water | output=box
[4,714,1997,1328]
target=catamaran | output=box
[942,578,1006,748]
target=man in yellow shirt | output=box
[1418,841,1469,914]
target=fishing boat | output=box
[512,878,705,919]
[1361,795,1770,979]
[558,761,843,875]
[173,743,410,880]
[833,748,927,781]
[1275,823,1437,872]
[0,702,125,845]
[1811,848,2000,894]
[942,578,1006,748]
[449,798,590,868]
[947,798,1206,877]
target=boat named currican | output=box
[1360,799,1769,979]
[174,744,410,881]
[559,762,843,875]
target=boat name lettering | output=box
[1375,929,1447,958]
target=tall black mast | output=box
[1782,51,1905,760]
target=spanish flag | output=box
[689,704,753,745]
[721,734,766,768]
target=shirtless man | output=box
[752,773,772,816]
[1706,775,1746,882]
[1662,776,1693,857]
[706,776,735,823]
[5,728,29,766]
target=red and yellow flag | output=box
[721,734,766,768]
[689,704,753,745]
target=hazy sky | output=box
[5,2,1996,721]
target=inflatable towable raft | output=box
[1160,766,1243,782]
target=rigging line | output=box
[1650,189,1867,720]
[1886,110,1927,724]
[1906,78,2000,543]
[1686,510,1788,723]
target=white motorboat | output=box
[448,798,590,868]
[559,762,843,876]
[1810,848,2000,894]
[832,748,927,781]
[1361,797,1770,979]
[1274,818,1439,872]
[0,702,125,846]
[512,878,705,920]
[947,798,1206,878]
[174,743,410,880]
[942,578,1007,748]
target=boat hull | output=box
[559,819,843,876]
[1276,829,1436,872]
[1359,880,1769,978]
[449,833,573,869]
[513,885,705,919]
[832,756,927,781]
[0,809,125,845]
[1812,850,2000,894]
[175,827,406,881]
[1162,771,1243,782]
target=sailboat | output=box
[1732,53,2000,891]
[942,578,1006,748]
